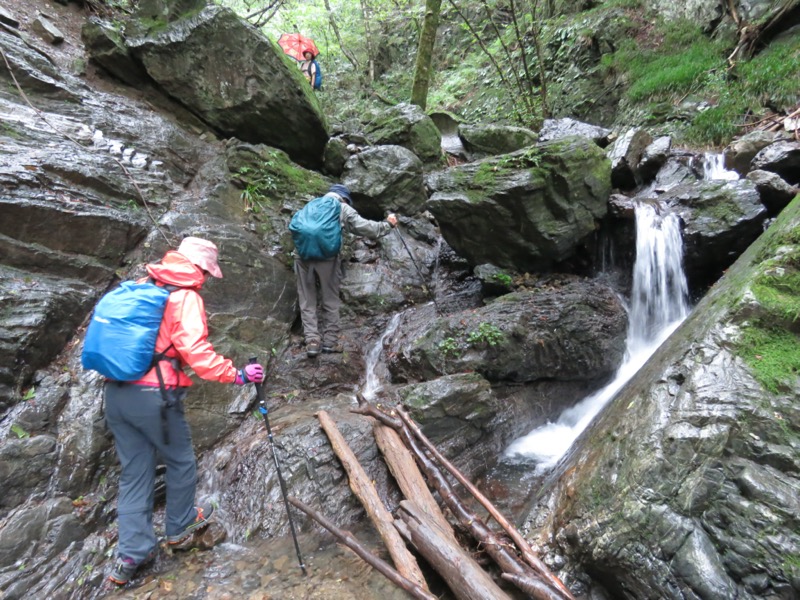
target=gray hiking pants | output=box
[294,255,342,346]
[104,382,196,563]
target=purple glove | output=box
[234,363,265,385]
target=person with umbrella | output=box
[278,33,322,91]
[300,50,321,90]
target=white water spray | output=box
[362,313,402,401]
[702,153,739,181]
[504,203,690,471]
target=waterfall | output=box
[702,153,739,180]
[362,313,402,401]
[504,203,690,472]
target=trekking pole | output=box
[394,226,439,313]
[395,227,429,289]
[250,357,308,576]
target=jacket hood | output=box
[146,251,205,288]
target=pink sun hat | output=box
[177,237,223,278]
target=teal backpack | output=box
[289,195,342,261]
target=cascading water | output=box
[504,202,690,472]
[362,313,403,401]
[702,152,739,180]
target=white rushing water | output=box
[703,152,739,181]
[361,313,403,401]
[504,203,690,472]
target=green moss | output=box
[738,325,800,394]
[752,271,800,323]
[734,202,800,393]
[472,163,502,188]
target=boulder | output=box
[322,136,350,177]
[608,127,653,190]
[31,15,64,45]
[365,102,442,164]
[387,277,627,385]
[426,136,611,272]
[342,145,427,220]
[458,123,538,158]
[638,136,672,183]
[538,118,611,147]
[751,140,800,185]
[81,17,150,87]
[0,6,19,28]
[746,169,798,215]
[723,130,784,176]
[127,4,329,169]
[664,179,768,294]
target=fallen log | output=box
[353,402,563,600]
[373,421,458,544]
[397,407,574,600]
[288,497,438,600]
[397,500,513,600]
[317,410,428,591]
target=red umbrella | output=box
[278,33,320,61]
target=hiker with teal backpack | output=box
[289,184,397,357]
[82,237,265,585]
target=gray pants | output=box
[295,255,342,346]
[104,383,196,563]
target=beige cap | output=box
[177,237,223,278]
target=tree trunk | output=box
[317,410,428,591]
[289,497,438,600]
[360,0,377,82]
[323,0,359,70]
[373,422,457,544]
[410,0,442,109]
[397,408,573,599]
[397,500,514,600]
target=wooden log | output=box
[372,420,458,544]
[317,410,428,591]
[352,402,563,600]
[397,407,575,600]
[288,497,438,600]
[503,572,569,600]
[397,500,513,600]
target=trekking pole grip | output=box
[248,356,266,403]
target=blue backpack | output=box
[289,195,342,261]
[312,60,322,90]
[81,280,175,381]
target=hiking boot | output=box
[107,548,157,585]
[167,501,215,546]
[306,341,320,358]
[322,343,343,353]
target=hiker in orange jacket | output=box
[105,237,265,585]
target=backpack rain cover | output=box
[81,281,172,381]
[289,196,342,261]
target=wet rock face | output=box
[387,277,628,385]
[665,179,768,294]
[426,136,611,272]
[0,273,95,418]
[751,140,800,185]
[537,197,800,600]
